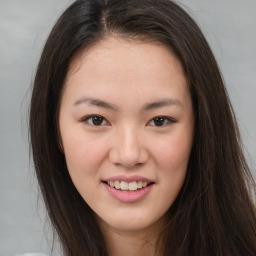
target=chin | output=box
[97,211,166,235]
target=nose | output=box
[108,126,148,168]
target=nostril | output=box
[108,138,148,167]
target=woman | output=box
[29,0,256,255]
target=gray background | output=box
[0,0,255,255]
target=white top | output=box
[15,254,48,256]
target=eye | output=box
[148,116,176,127]
[81,115,109,126]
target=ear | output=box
[56,125,64,154]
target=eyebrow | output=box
[74,97,117,110]
[142,98,182,111]
[73,97,182,111]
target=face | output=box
[59,37,194,235]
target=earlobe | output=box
[56,125,64,154]
[58,139,64,154]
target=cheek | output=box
[151,132,192,209]
[63,132,109,177]
[152,132,192,172]
[63,134,110,202]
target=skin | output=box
[59,36,194,256]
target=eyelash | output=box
[81,115,110,126]
[147,116,176,127]
[80,115,176,127]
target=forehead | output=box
[62,36,188,105]
[66,36,185,81]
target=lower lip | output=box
[102,183,154,203]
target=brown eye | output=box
[83,115,108,126]
[148,116,175,127]
[153,117,166,126]
[91,116,104,125]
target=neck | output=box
[108,231,157,256]
[99,220,165,256]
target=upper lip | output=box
[103,175,154,183]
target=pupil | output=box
[154,117,165,126]
[92,116,103,125]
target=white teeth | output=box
[107,180,150,191]
[120,181,129,190]
[114,180,120,189]
[137,181,143,188]
[129,181,137,191]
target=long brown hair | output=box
[29,0,256,255]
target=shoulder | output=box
[15,254,48,256]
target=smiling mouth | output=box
[103,180,154,191]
